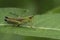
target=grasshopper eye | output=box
[29,16,33,19]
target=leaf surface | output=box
[0,8,60,39]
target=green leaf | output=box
[47,7,60,14]
[0,8,60,40]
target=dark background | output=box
[0,0,60,14]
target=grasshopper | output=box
[4,12,34,27]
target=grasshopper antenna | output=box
[9,12,19,17]
[5,16,8,18]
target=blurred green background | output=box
[0,0,60,40]
[0,0,60,14]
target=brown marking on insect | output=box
[17,18,25,22]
